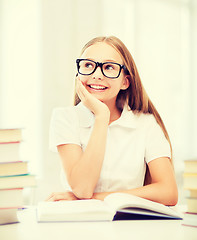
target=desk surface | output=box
[0,207,197,240]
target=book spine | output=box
[0,141,21,144]
[0,173,30,178]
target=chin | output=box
[89,92,104,101]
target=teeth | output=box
[89,85,106,90]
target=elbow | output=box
[168,190,178,206]
[68,175,95,199]
[164,185,178,206]
[72,186,94,199]
[166,195,178,206]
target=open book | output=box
[37,193,183,222]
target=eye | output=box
[84,62,94,69]
[104,64,115,71]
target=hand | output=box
[92,192,111,201]
[45,191,79,202]
[76,77,110,120]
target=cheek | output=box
[78,75,89,84]
[111,81,123,91]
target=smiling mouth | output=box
[88,85,108,90]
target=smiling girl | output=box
[47,36,178,206]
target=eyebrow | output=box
[85,58,122,63]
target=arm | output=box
[92,157,178,206]
[58,80,110,199]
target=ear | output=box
[120,75,130,90]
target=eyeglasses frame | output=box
[76,58,128,79]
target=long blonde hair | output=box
[74,36,173,184]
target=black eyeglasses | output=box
[76,59,127,79]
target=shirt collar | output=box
[75,102,94,127]
[110,105,137,129]
[75,102,137,129]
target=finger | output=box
[52,194,63,201]
[76,82,83,101]
[45,192,55,201]
[46,195,56,202]
[46,195,62,202]
[78,81,91,99]
[46,197,54,202]
[45,192,63,201]
[78,80,86,91]
[77,80,86,99]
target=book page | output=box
[37,199,115,222]
[38,199,112,214]
[104,193,181,218]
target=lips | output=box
[88,84,108,90]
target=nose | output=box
[92,65,104,80]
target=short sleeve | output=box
[49,107,81,152]
[145,116,171,163]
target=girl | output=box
[47,36,178,205]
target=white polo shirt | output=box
[49,102,171,193]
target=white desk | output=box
[0,207,197,240]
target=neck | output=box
[103,100,121,124]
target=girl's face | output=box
[78,42,129,108]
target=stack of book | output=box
[182,159,197,227]
[0,128,36,225]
